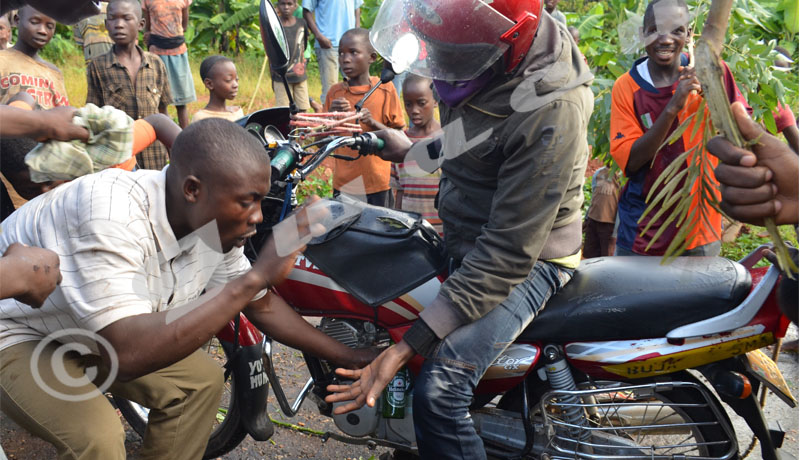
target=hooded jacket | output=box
[403,13,595,354]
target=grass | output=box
[721,224,798,265]
[59,48,323,122]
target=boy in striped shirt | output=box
[391,75,443,234]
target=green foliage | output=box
[360,0,383,29]
[296,172,333,203]
[188,0,263,55]
[186,0,386,78]
[582,179,593,217]
[722,0,799,135]
[721,224,798,265]
[39,24,80,65]
[573,1,642,170]
[562,0,600,17]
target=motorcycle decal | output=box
[571,333,776,379]
[248,358,269,389]
[599,333,774,378]
[482,344,540,379]
[285,256,439,323]
[286,270,419,321]
[377,278,442,319]
[289,257,345,291]
[565,324,766,362]
[294,254,317,270]
[381,301,418,320]
[397,277,441,314]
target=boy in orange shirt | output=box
[609,0,748,256]
[325,27,404,207]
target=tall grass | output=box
[58,46,323,120]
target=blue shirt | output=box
[302,0,363,47]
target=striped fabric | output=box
[24,104,134,182]
[390,133,442,235]
[0,168,264,353]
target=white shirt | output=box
[0,168,264,353]
[637,58,655,87]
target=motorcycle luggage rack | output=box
[540,381,737,460]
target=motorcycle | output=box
[116,1,797,458]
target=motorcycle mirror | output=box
[259,0,297,113]
[354,62,397,112]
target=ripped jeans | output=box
[413,260,574,459]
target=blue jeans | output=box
[315,46,339,105]
[412,261,574,459]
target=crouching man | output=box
[0,118,372,459]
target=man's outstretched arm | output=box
[97,233,296,381]
[0,105,89,142]
[244,292,376,370]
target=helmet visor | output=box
[369,0,514,82]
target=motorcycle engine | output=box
[317,318,387,373]
[318,317,377,349]
[318,319,415,443]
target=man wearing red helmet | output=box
[327,1,594,457]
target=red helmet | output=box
[370,0,543,81]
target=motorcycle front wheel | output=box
[113,337,248,459]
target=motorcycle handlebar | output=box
[296,133,384,179]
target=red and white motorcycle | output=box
[115,2,797,458]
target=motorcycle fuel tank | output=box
[277,254,442,327]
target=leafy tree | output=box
[188,0,262,55]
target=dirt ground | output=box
[2,324,798,460]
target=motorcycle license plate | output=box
[744,349,797,407]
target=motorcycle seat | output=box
[519,257,752,342]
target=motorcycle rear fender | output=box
[224,340,274,442]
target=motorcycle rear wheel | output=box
[113,337,248,459]
[539,377,736,459]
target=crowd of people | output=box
[0,0,797,459]
[0,0,446,218]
